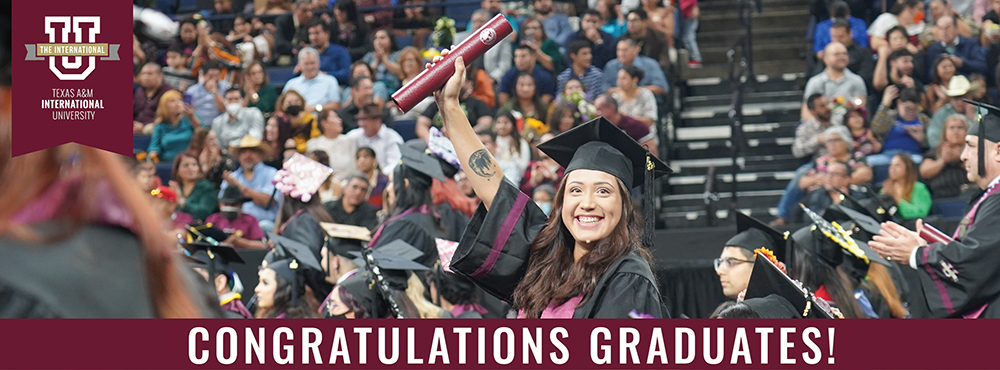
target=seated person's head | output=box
[895,87,921,120]
[715,245,754,299]
[806,93,830,121]
[824,161,853,191]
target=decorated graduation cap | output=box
[435,238,459,273]
[796,204,871,281]
[399,144,450,183]
[321,222,371,260]
[427,127,462,178]
[963,99,1000,177]
[822,204,891,267]
[743,253,841,318]
[536,117,672,247]
[186,223,231,245]
[272,153,333,203]
[725,212,789,262]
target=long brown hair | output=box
[512,176,648,318]
[867,263,908,318]
[187,127,213,157]
[0,145,201,317]
[884,153,918,203]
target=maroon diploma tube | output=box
[391,14,514,113]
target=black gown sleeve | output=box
[915,195,1000,317]
[450,179,548,303]
[577,255,670,318]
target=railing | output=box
[721,0,760,221]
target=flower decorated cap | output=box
[434,238,459,273]
[272,153,333,203]
[427,127,462,175]
[743,253,841,319]
[725,212,788,262]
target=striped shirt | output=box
[556,66,607,98]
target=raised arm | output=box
[434,54,504,209]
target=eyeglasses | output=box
[713,257,753,271]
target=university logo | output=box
[24,16,120,81]
[479,29,497,46]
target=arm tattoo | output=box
[468,149,497,179]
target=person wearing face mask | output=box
[205,186,267,249]
[532,184,556,216]
[212,87,265,148]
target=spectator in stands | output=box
[262,115,294,168]
[929,75,976,150]
[801,42,867,120]
[873,49,923,98]
[228,14,267,67]
[925,55,959,114]
[492,111,532,185]
[324,174,380,231]
[274,0,313,59]
[339,76,378,132]
[801,161,868,221]
[594,94,658,157]
[186,61,229,125]
[307,110,358,181]
[640,0,675,52]
[417,66,493,140]
[274,90,321,153]
[205,186,267,250]
[870,86,929,167]
[333,0,374,61]
[306,150,340,203]
[881,153,932,219]
[557,40,608,100]
[345,104,403,176]
[877,26,927,84]
[612,65,658,128]
[171,17,200,57]
[209,0,237,36]
[456,10,513,83]
[925,0,976,42]
[793,94,834,160]
[303,20,351,85]
[282,47,342,112]
[605,38,670,95]
[355,0,394,31]
[623,9,671,70]
[242,61,278,116]
[134,62,175,133]
[476,128,520,185]
[802,125,874,187]
[392,0,437,50]
[868,0,926,52]
[361,29,403,93]
[814,1,870,57]
[520,132,564,195]
[189,128,238,189]
[596,0,627,38]
[813,19,874,85]
[163,46,195,93]
[532,184,557,217]
[558,77,590,103]
[547,103,579,134]
[921,114,973,197]
[532,0,573,45]
[220,135,281,230]
[170,151,219,221]
[342,62,389,108]
[130,156,158,194]
[499,45,556,105]
[257,0,293,14]
[151,185,194,239]
[518,16,565,74]
[480,0,520,35]
[499,73,550,125]
[926,15,988,78]
[678,0,702,68]
[846,105,882,155]
[148,90,198,164]
[213,87,265,148]
[355,147,389,209]
[568,10,618,69]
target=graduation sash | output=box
[956,177,1000,318]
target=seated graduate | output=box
[254,236,325,319]
[789,205,895,318]
[184,241,252,318]
[716,213,789,300]
[426,238,490,318]
[432,54,671,318]
[327,240,429,318]
[317,223,368,317]
[266,232,333,304]
[273,154,335,263]
[715,251,842,319]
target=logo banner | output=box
[12,1,131,156]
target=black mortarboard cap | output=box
[725,212,789,262]
[352,240,428,290]
[267,232,323,273]
[405,139,460,179]
[833,188,896,223]
[321,223,370,259]
[536,117,672,248]
[798,204,871,280]
[963,99,1000,177]
[184,242,245,277]
[219,185,251,204]
[187,223,230,246]
[339,272,388,318]
[399,144,447,182]
[743,294,801,319]
[743,254,839,319]
[267,258,309,305]
[823,203,881,238]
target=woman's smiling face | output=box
[560,169,623,248]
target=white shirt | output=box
[306,134,358,181]
[212,107,265,147]
[868,13,925,39]
[282,73,341,108]
[345,125,404,176]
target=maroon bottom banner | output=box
[0,319,987,369]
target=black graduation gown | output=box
[437,201,470,242]
[371,210,443,268]
[0,223,216,318]
[913,192,1000,318]
[450,179,670,318]
[279,213,333,302]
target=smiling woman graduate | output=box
[431,53,671,318]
